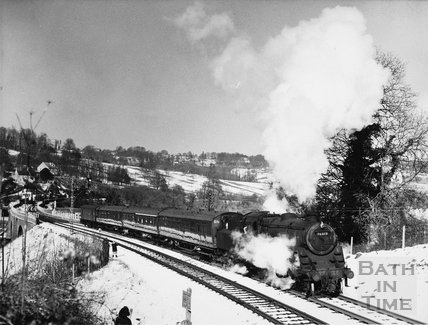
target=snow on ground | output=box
[230,168,273,183]
[80,247,273,325]
[343,244,428,323]
[162,170,207,193]
[160,169,270,196]
[124,165,270,196]
[1,222,86,277]
[126,166,151,187]
[4,223,428,324]
[2,224,272,324]
[2,224,359,324]
[219,180,268,196]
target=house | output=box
[37,162,58,175]
[237,157,250,166]
[126,157,141,166]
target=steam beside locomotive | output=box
[72,205,353,296]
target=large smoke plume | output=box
[212,6,390,202]
[174,4,390,204]
[173,4,389,284]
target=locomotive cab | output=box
[215,212,245,252]
[242,211,271,235]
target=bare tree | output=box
[317,51,428,244]
[374,51,428,187]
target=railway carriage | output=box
[157,209,219,251]
[80,205,98,227]
[155,209,245,254]
[122,206,159,236]
[97,205,125,229]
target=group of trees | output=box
[316,52,428,246]
[0,128,81,177]
[80,145,266,181]
[0,123,260,213]
[106,166,131,185]
[216,152,267,168]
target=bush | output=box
[0,233,109,324]
[0,274,101,324]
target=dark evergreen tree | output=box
[334,124,382,242]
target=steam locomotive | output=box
[77,205,353,296]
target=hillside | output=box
[125,166,271,196]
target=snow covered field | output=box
[3,223,428,324]
[126,166,271,196]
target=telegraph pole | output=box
[71,177,74,210]
[1,164,4,291]
[70,177,74,234]
[15,100,52,315]
[21,194,28,314]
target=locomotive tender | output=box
[79,205,353,295]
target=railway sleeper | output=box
[242,297,265,302]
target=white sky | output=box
[1,0,427,155]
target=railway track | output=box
[46,221,425,324]
[319,295,424,325]
[289,290,424,325]
[59,222,324,324]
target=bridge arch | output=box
[8,205,39,241]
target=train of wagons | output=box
[56,204,353,296]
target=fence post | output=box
[384,231,387,250]
[350,236,353,255]
[402,225,406,249]
[424,228,427,244]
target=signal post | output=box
[181,288,192,325]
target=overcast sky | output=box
[1,0,428,156]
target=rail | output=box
[290,290,423,325]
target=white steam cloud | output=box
[232,231,297,289]
[175,5,390,203]
[172,2,235,43]
[262,189,291,214]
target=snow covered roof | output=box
[36,162,56,172]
